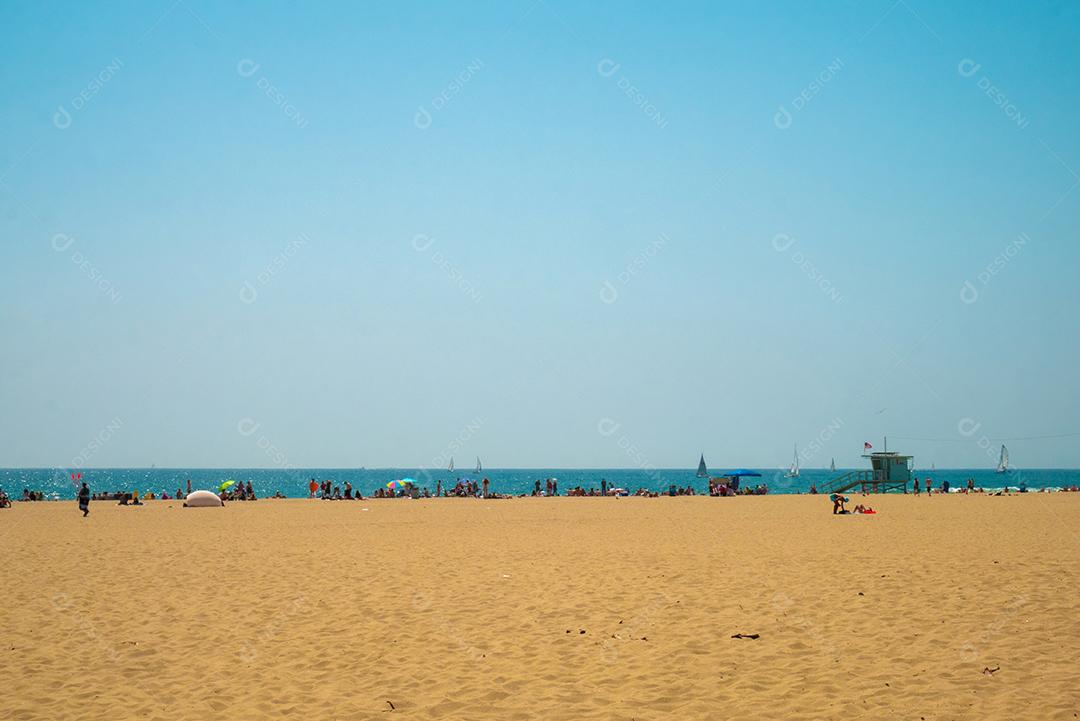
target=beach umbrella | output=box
[219,480,236,493]
[399,478,418,485]
[386,479,411,490]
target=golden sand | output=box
[3,493,1078,720]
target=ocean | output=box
[2,467,1076,500]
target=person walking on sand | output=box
[925,477,933,496]
[913,477,920,495]
[482,477,489,499]
[77,481,90,517]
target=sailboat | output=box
[995,445,1009,474]
[448,457,454,473]
[475,456,482,474]
[830,458,836,472]
[785,444,800,478]
[696,454,708,478]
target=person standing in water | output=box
[78,481,90,517]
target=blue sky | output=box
[2,0,1078,469]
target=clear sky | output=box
[2,0,1078,469]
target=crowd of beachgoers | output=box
[3,476,1079,508]
[3,476,769,504]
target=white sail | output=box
[785,444,800,477]
[696,454,708,478]
[476,456,482,473]
[830,458,835,472]
[996,445,1009,473]
[448,457,454,472]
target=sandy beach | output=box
[3,493,1078,720]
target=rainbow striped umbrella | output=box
[386,479,414,490]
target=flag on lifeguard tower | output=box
[864,442,873,450]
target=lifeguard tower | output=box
[820,439,913,494]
